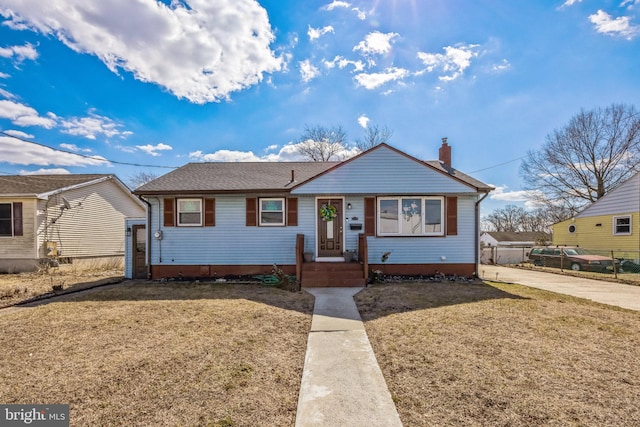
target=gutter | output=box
[475,191,490,277]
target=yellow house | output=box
[553,172,640,259]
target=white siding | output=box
[0,198,37,259]
[40,179,145,259]
[578,173,640,218]
[292,145,476,195]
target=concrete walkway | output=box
[481,265,640,311]
[295,288,403,427]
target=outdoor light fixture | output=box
[126,227,132,237]
[347,203,352,210]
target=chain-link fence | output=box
[482,245,640,282]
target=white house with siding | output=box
[0,174,145,273]
[133,142,493,286]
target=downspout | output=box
[137,195,152,279]
[475,191,490,278]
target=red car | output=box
[527,247,617,273]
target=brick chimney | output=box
[439,137,451,167]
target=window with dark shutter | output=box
[13,202,23,236]
[246,198,257,226]
[163,198,175,227]
[287,198,298,226]
[204,198,215,226]
[446,196,458,236]
[364,197,375,236]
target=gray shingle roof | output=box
[0,174,112,196]
[134,162,339,194]
[424,161,493,191]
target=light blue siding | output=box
[366,195,477,265]
[146,195,316,266]
[292,145,475,195]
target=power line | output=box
[0,130,178,169]
[468,155,526,174]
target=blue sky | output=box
[0,0,639,215]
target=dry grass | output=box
[0,262,124,308]
[0,281,313,426]
[355,281,640,427]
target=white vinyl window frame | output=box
[177,198,202,226]
[0,202,13,237]
[377,196,445,237]
[259,197,285,226]
[613,215,632,236]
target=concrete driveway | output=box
[481,265,640,311]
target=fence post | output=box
[611,250,618,278]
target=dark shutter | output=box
[364,197,376,236]
[246,198,257,226]
[13,202,23,236]
[446,196,458,236]
[163,198,175,227]
[287,197,298,226]
[204,198,215,226]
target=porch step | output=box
[301,262,366,288]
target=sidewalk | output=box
[295,288,403,427]
[481,265,640,311]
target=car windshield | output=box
[563,248,588,256]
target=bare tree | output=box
[354,124,393,152]
[295,124,348,161]
[482,204,579,234]
[127,171,159,190]
[520,104,640,211]
[483,205,528,232]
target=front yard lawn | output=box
[0,282,313,426]
[355,281,640,427]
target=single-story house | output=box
[132,141,493,286]
[480,231,551,264]
[0,174,146,273]
[553,171,640,259]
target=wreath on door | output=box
[319,204,337,221]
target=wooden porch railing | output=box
[358,233,368,282]
[295,233,304,289]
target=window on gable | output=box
[378,197,444,236]
[177,199,202,226]
[259,198,285,226]
[613,215,631,235]
[0,203,12,237]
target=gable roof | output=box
[134,143,493,195]
[482,231,551,243]
[0,174,114,197]
[134,162,338,195]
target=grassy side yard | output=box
[0,282,313,426]
[355,281,640,427]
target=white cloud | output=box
[299,59,321,82]
[59,111,131,140]
[136,143,173,157]
[559,0,582,9]
[417,44,479,81]
[308,25,334,41]
[265,144,279,152]
[0,42,38,63]
[190,141,359,162]
[492,59,511,72]
[0,72,10,78]
[353,31,399,56]
[2,129,33,139]
[0,99,56,128]
[0,134,109,167]
[589,10,639,39]
[19,168,70,175]
[489,185,545,208]
[324,1,366,20]
[0,88,16,99]
[0,0,282,104]
[354,67,410,89]
[357,114,369,128]
[323,55,365,72]
[60,143,92,153]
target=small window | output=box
[613,215,631,235]
[259,198,285,226]
[0,203,12,237]
[177,199,202,226]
